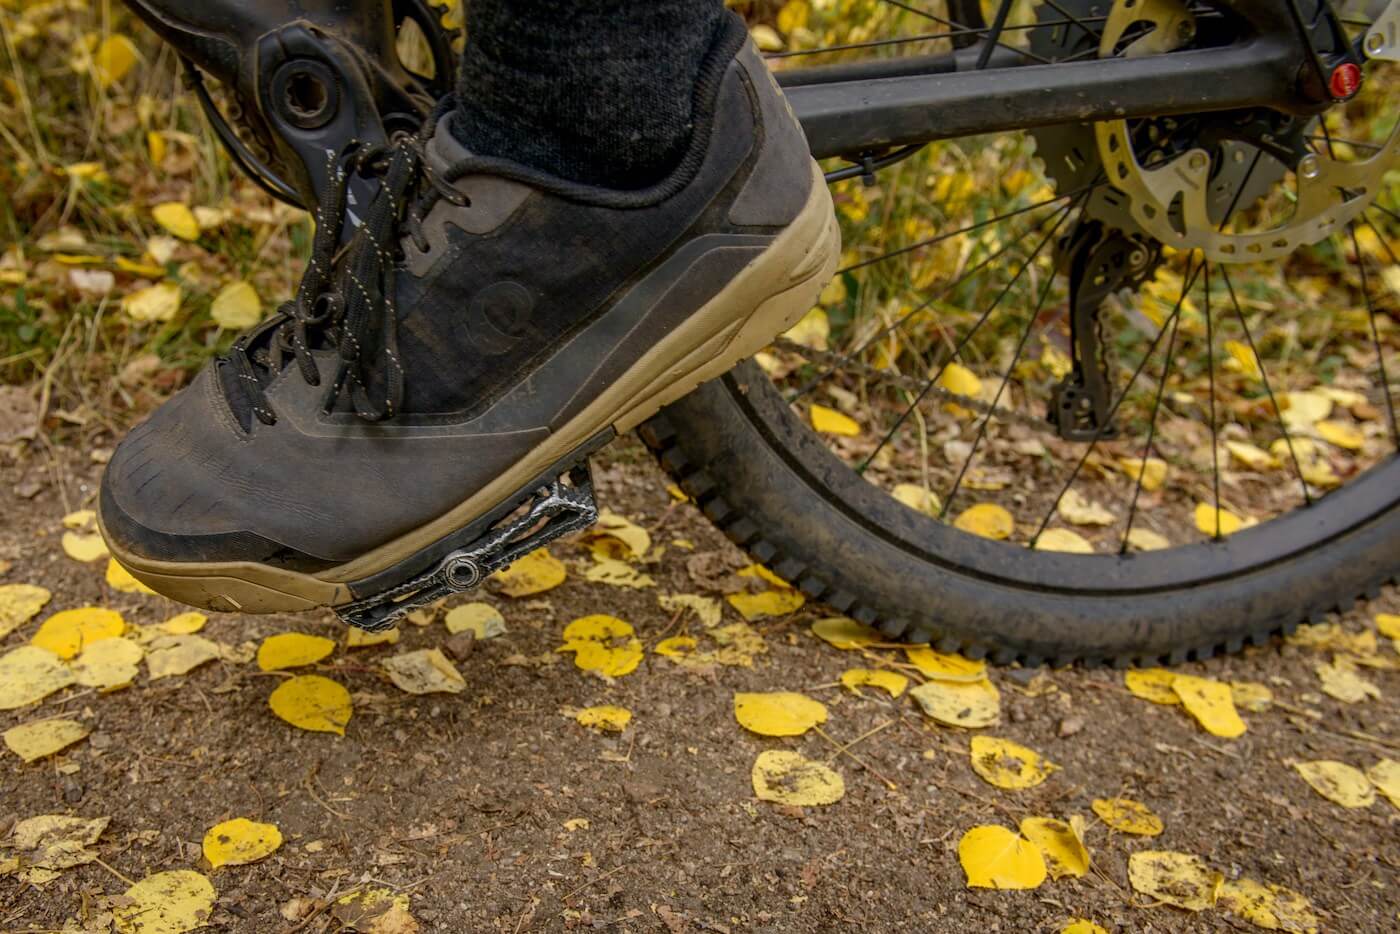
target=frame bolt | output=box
[1364,32,1385,56]
[1187,151,1209,172]
[1298,154,1321,180]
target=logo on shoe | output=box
[465,281,534,355]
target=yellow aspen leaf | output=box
[71,638,144,690]
[268,675,352,735]
[654,635,698,657]
[64,161,107,182]
[1293,760,1374,808]
[333,888,417,932]
[256,633,335,671]
[1127,851,1221,911]
[1194,502,1247,537]
[563,818,589,831]
[957,825,1047,890]
[751,750,845,806]
[809,403,860,437]
[492,548,566,597]
[1126,527,1172,551]
[1281,390,1332,430]
[151,202,200,241]
[953,503,1013,540]
[113,870,216,934]
[1092,797,1163,835]
[575,705,631,732]
[92,34,140,87]
[123,281,182,323]
[0,584,51,639]
[1219,878,1320,933]
[749,24,784,52]
[1060,921,1108,934]
[892,482,941,516]
[1117,456,1168,491]
[31,607,125,659]
[969,736,1057,789]
[1226,440,1279,471]
[202,818,282,869]
[558,614,643,678]
[1316,658,1380,703]
[209,281,261,330]
[158,612,207,635]
[1019,816,1090,880]
[115,256,166,278]
[444,602,506,639]
[1230,681,1274,712]
[840,668,908,698]
[710,622,768,666]
[345,626,399,648]
[3,718,89,762]
[905,646,986,682]
[62,531,110,563]
[1376,612,1400,642]
[909,677,1000,728]
[105,559,156,594]
[1172,674,1246,738]
[145,635,221,680]
[811,616,881,649]
[782,307,829,351]
[726,588,804,621]
[938,363,983,417]
[584,557,656,589]
[147,130,167,165]
[382,648,466,694]
[734,691,828,736]
[62,510,96,529]
[1124,668,1180,705]
[1035,528,1094,554]
[657,593,721,627]
[8,814,108,884]
[1314,419,1364,451]
[583,509,651,560]
[1058,489,1114,526]
[0,646,76,710]
[737,564,792,589]
[1366,759,1400,810]
[1223,339,1263,379]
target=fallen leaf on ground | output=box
[751,750,845,806]
[104,559,156,594]
[1194,502,1247,537]
[584,557,656,589]
[1314,419,1363,451]
[1092,797,1163,836]
[710,622,768,666]
[654,635,698,658]
[909,678,1000,728]
[113,869,216,934]
[938,362,983,417]
[1124,668,1180,705]
[1060,921,1108,934]
[1127,851,1221,911]
[3,718,90,762]
[1224,339,1263,379]
[969,736,1057,789]
[257,632,336,671]
[737,564,792,589]
[953,503,1013,540]
[734,691,828,736]
[5,815,109,885]
[70,638,145,689]
[0,645,76,709]
[268,675,353,735]
[1126,527,1172,551]
[1367,759,1400,810]
[583,510,651,560]
[1019,816,1089,880]
[157,612,207,635]
[1230,681,1274,712]
[1281,390,1332,430]
[1315,658,1381,703]
[1293,760,1374,808]
[1118,456,1167,491]
[811,616,881,649]
[122,282,182,323]
[558,615,644,678]
[209,281,261,330]
[957,825,1047,890]
[91,33,139,87]
[1034,528,1094,553]
[726,588,804,621]
[382,648,466,695]
[346,627,400,648]
[61,532,109,563]
[1226,440,1279,471]
[1218,878,1320,933]
[892,483,941,516]
[575,705,631,732]
[145,635,221,680]
[657,593,722,627]
[1375,612,1400,644]
[445,602,507,639]
[1172,674,1247,738]
[151,202,200,241]
[62,509,96,529]
[1058,489,1114,526]
[840,668,908,697]
[0,584,52,638]
[202,818,282,868]
[332,887,417,933]
[492,548,566,597]
[905,646,986,682]
[810,403,860,436]
[31,607,125,659]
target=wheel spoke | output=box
[1348,222,1400,447]
[1203,260,1223,539]
[1120,292,1185,553]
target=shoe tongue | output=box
[426,112,473,173]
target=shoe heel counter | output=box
[728,40,817,229]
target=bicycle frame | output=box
[777,0,1335,161]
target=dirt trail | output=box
[1,435,1397,932]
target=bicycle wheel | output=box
[642,0,1400,665]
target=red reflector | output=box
[1330,62,1362,99]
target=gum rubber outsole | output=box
[102,163,842,615]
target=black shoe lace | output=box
[226,117,470,425]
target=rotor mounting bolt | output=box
[1364,32,1385,56]
[1328,62,1362,100]
[1187,152,1208,172]
[1298,154,1321,180]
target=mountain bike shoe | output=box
[99,17,840,629]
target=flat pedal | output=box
[336,462,599,632]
